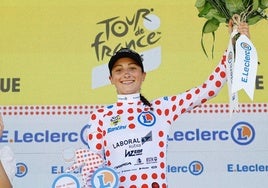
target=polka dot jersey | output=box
[87,54,227,188]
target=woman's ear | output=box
[109,75,114,85]
[142,72,147,82]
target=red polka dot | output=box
[159,151,165,158]
[215,80,222,87]
[173,114,179,121]
[88,134,93,140]
[215,67,220,73]
[97,108,104,113]
[202,83,207,88]
[161,173,166,179]
[130,185,137,188]
[97,127,102,132]
[107,111,113,116]
[120,176,126,182]
[160,162,165,169]
[164,109,169,116]
[172,105,176,112]
[96,143,102,150]
[201,99,207,103]
[186,93,192,100]
[156,109,162,115]
[220,71,226,78]
[91,114,96,120]
[117,109,123,114]
[155,100,161,105]
[98,120,103,126]
[179,99,184,106]
[208,91,215,97]
[96,133,102,139]
[158,131,164,137]
[117,102,123,107]
[128,108,134,113]
[209,75,214,80]
[141,184,149,188]
[130,174,137,181]
[105,150,110,157]
[151,173,158,179]
[159,141,164,147]
[129,123,135,129]
[141,173,148,180]
[171,96,177,101]
[128,116,134,121]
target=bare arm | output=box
[0,161,12,188]
[0,114,13,188]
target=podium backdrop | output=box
[0,1,267,187]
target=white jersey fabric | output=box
[87,54,227,188]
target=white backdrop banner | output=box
[0,103,267,188]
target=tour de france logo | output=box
[91,167,119,188]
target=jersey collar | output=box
[117,93,140,102]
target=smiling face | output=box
[109,57,146,95]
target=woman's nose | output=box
[123,69,131,77]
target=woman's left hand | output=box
[228,19,250,39]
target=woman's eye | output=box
[129,67,137,70]
[114,69,122,72]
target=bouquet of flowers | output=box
[195,0,268,58]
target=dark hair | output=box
[108,48,144,75]
[140,94,153,110]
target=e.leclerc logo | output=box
[138,111,156,127]
[167,161,204,176]
[91,167,119,188]
[0,124,91,146]
[231,121,255,145]
[168,121,255,146]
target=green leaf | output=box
[260,0,268,8]
[207,0,232,19]
[251,0,260,10]
[206,9,227,23]
[200,19,219,59]
[198,2,213,17]
[225,0,245,14]
[247,14,263,24]
[203,18,220,33]
[195,0,206,9]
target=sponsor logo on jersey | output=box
[112,131,152,149]
[110,115,121,126]
[125,149,143,157]
[114,162,132,169]
[138,111,156,127]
